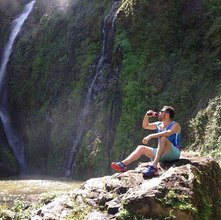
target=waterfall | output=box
[64,1,120,177]
[0,0,36,172]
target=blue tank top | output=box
[156,121,181,149]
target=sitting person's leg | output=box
[122,145,154,166]
[111,145,154,172]
[143,137,175,177]
[111,137,180,174]
[152,136,172,168]
[159,143,180,162]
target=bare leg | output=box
[152,137,171,168]
[122,145,155,166]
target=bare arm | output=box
[142,122,181,144]
[142,110,158,130]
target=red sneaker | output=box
[111,161,127,172]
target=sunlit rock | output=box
[70,152,221,219]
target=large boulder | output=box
[30,153,221,220]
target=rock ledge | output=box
[30,153,221,220]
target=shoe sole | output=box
[111,162,126,172]
[142,171,158,178]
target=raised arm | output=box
[142,111,158,130]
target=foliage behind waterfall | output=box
[0,0,220,177]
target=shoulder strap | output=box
[166,121,175,130]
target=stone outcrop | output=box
[29,153,221,220]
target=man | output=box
[111,106,181,177]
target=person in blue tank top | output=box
[111,106,181,177]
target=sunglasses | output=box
[160,110,166,113]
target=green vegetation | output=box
[117,208,131,220]
[117,207,176,220]
[189,96,221,162]
[65,202,92,220]
[0,147,19,175]
[159,190,197,215]
[193,172,214,219]
[4,0,112,174]
[0,192,62,220]
[117,208,150,220]
[111,0,221,162]
[0,0,220,180]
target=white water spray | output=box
[64,1,120,177]
[0,0,35,171]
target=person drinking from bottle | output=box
[111,106,181,177]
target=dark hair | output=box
[163,106,175,119]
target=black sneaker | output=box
[142,165,158,177]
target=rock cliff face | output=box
[28,153,221,220]
[0,0,221,178]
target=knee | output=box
[159,137,171,150]
[136,145,146,154]
[159,136,168,145]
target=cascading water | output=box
[64,1,120,177]
[0,0,36,171]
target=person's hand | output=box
[145,110,153,116]
[142,135,152,145]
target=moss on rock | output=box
[189,96,221,162]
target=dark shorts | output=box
[152,143,180,162]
